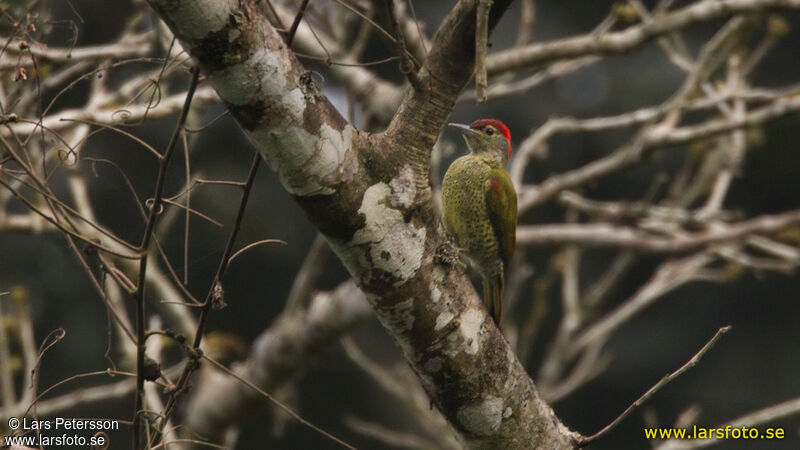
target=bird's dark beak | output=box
[448,123,478,137]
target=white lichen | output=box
[349,182,425,285]
[209,48,291,106]
[250,123,354,196]
[207,46,356,196]
[431,286,442,304]
[435,311,454,331]
[389,164,416,208]
[169,0,234,41]
[459,308,483,355]
[456,396,505,437]
[315,123,353,184]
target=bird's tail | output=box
[481,273,504,328]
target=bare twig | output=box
[578,326,732,446]
[285,0,311,46]
[284,233,330,312]
[656,395,800,450]
[475,0,493,102]
[386,0,422,90]
[569,253,715,356]
[201,355,357,449]
[0,301,15,408]
[181,280,371,449]
[152,151,262,447]
[488,0,800,75]
[133,67,200,450]
[517,209,800,253]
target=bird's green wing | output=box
[485,167,517,266]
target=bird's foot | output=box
[434,242,466,270]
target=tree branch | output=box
[488,0,800,75]
[146,0,577,447]
[578,326,732,446]
[517,210,800,253]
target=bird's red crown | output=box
[470,119,512,159]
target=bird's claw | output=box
[434,241,466,270]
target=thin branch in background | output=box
[331,0,397,44]
[84,157,147,218]
[160,198,223,227]
[516,209,800,253]
[475,0,492,102]
[27,328,67,423]
[294,52,400,66]
[133,66,200,450]
[0,301,16,409]
[0,182,130,257]
[182,131,191,284]
[184,110,229,133]
[152,151,262,446]
[202,354,357,450]
[24,369,137,419]
[345,416,442,449]
[15,292,37,407]
[341,337,461,449]
[515,258,558,363]
[569,252,715,356]
[227,239,287,264]
[0,166,138,253]
[486,0,800,75]
[285,0,311,47]
[405,0,428,57]
[284,233,330,312]
[656,395,800,450]
[386,0,422,90]
[543,339,608,403]
[138,37,176,125]
[514,0,535,48]
[578,326,732,446]
[297,11,335,64]
[262,0,287,30]
[64,237,137,342]
[581,251,635,310]
[460,55,599,104]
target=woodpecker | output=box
[441,119,517,327]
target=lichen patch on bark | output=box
[456,395,505,437]
[160,0,235,41]
[201,45,358,197]
[431,286,442,303]
[209,48,290,106]
[435,311,454,331]
[349,182,426,286]
[458,308,483,355]
[389,164,417,208]
[250,123,354,196]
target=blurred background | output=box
[1,0,799,449]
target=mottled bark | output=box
[146,0,578,447]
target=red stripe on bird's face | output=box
[469,119,512,159]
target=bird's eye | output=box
[485,128,495,135]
